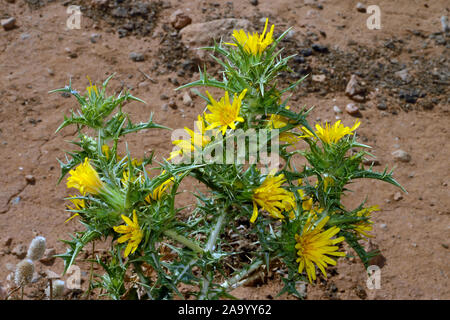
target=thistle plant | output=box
[52,19,404,300]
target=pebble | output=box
[168,100,178,110]
[250,0,258,5]
[47,68,55,76]
[1,17,16,31]
[356,2,366,13]
[161,103,169,111]
[380,223,387,230]
[392,149,411,163]
[395,69,412,83]
[300,48,313,57]
[170,10,192,30]
[90,33,101,43]
[345,103,361,117]
[333,105,342,113]
[4,237,13,247]
[363,158,380,166]
[182,92,193,107]
[312,74,326,82]
[377,102,387,110]
[25,175,36,185]
[441,16,449,33]
[393,192,403,201]
[311,43,329,54]
[20,33,30,40]
[12,244,27,259]
[40,248,56,265]
[129,52,145,62]
[345,74,366,102]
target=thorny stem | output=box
[199,210,228,300]
[132,261,154,300]
[163,229,203,254]
[221,258,264,290]
[5,286,20,300]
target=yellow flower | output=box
[67,158,104,195]
[353,205,380,238]
[113,210,143,257]
[251,170,297,223]
[121,170,143,186]
[301,120,361,144]
[295,216,346,283]
[65,195,85,223]
[226,18,275,56]
[323,175,334,190]
[102,144,110,159]
[86,76,99,96]
[204,90,247,136]
[145,173,174,203]
[168,115,211,160]
[267,106,300,144]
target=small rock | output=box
[170,10,192,30]
[300,48,313,57]
[395,69,412,83]
[380,223,387,230]
[20,33,30,40]
[1,17,16,31]
[250,0,258,6]
[311,43,329,53]
[12,244,27,259]
[306,9,319,18]
[161,103,169,111]
[40,248,56,265]
[356,2,366,13]
[129,52,145,62]
[393,192,403,201]
[4,237,13,247]
[168,100,178,110]
[294,281,307,299]
[392,149,411,163]
[90,33,101,43]
[312,74,326,82]
[160,94,169,100]
[345,74,367,102]
[377,102,387,110]
[345,103,361,117]
[25,175,36,185]
[47,68,55,76]
[333,105,342,113]
[441,16,450,33]
[182,92,193,107]
[11,196,21,205]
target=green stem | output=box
[199,210,228,300]
[221,259,264,290]
[163,229,203,254]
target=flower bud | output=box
[14,259,34,287]
[26,236,46,261]
[45,280,65,299]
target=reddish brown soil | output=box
[0,0,449,300]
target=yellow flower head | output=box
[251,170,297,223]
[67,158,104,195]
[113,210,143,257]
[267,106,300,144]
[86,76,99,96]
[353,205,380,238]
[301,120,361,145]
[295,216,346,283]
[145,172,175,203]
[168,115,211,160]
[65,195,85,223]
[102,144,111,159]
[204,90,247,136]
[227,18,275,56]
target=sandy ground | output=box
[0,0,449,300]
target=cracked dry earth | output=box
[0,0,449,300]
